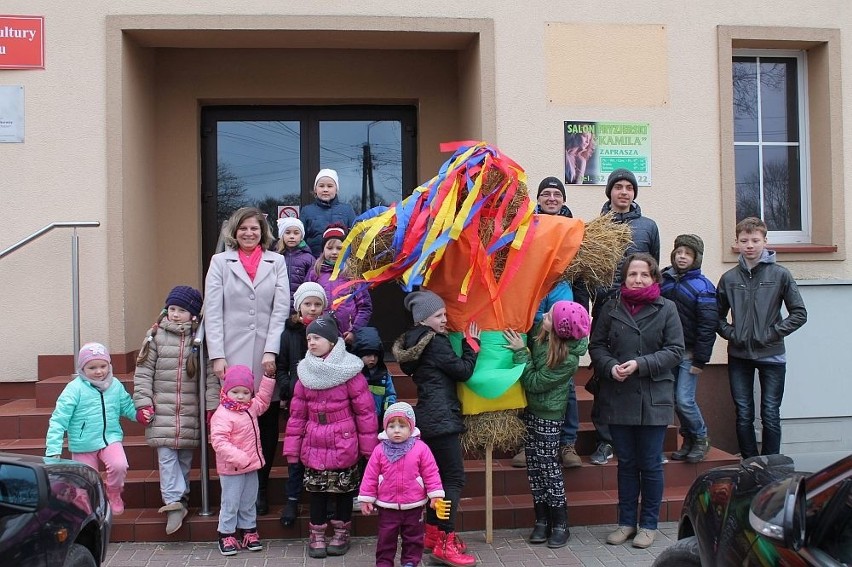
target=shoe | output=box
[432,530,476,566]
[589,443,614,465]
[106,488,124,516]
[671,435,694,461]
[632,528,656,548]
[424,522,439,554]
[660,454,669,465]
[326,519,352,556]
[239,527,263,551]
[255,487,268,516]
[686,436,711,463]
[547,503,570,548]
[529,502,550,544]
[511,448,527,468]
[159,502,187,535]
[218,532,240,556]
[308,523,327,559]
[279,498,299,528]
[606,525,637,545]
[559,445,582,468]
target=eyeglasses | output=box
[539,191,563,199]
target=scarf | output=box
[79,373,113,392]
[219,389,253,413]
[620,283,660,316]
[238,246,263,281]
[382,437,416,463]
[297,338,364,390]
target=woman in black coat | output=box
[589,253,684,550]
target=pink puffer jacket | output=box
[284,373,378,470]
[210,377,274,476]
[358,438,445,510]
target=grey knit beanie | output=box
[306,314,339,345]
[672,234,704,270]
[605,168,639,200]
[404,290,446,324]
[293,282,327,313]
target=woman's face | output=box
[624,259,654,289]
[236,216,262,252]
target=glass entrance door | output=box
[200,105,417,351]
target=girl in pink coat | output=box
[358,402,445,567]
[210,366,274,556]
[284,314,378,559]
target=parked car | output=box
[654,453,852,566]
[0,452,112,567]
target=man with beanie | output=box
[536,176,573,217]
[661,234,717,463]
[587,168,660,466]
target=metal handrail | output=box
[0,221,100,357]
[194,317,214,516]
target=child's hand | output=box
[136,406,153,425]
[343,331,355,344]
[429,497,441,510]
[360,501,374,515]
[502,329,525,351]
[468,322,481,341]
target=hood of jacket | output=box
[352,326,385,362]
[738,248,776,274]
[314,195,341,209]
[392,325,435,374]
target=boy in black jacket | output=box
[717,217,807,458]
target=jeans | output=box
[423,433,465,533]
[156,447,193,505]
[609,424,667,530]
[728,356,786,458]
[559,382,579,446]
[673,358,707,438]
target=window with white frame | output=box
[732,49,810,243]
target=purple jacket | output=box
[307,262,372,335]
[281,245,315,312]
[358,437,445,510]
[283,372,378,470]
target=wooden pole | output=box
[485,443,493,543]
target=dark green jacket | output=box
[514,323,588,421]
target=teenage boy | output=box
[717,217,807,458]
[661,234,717,463]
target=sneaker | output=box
[240,528,263,552]
[589,443,614,465]
[632,528,656,548]
[605,525,636,545]
[511,448,527,468]
[218,533,240,556]
[559,444,582,468]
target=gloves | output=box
[136,406,154,425]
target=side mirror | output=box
[749,476,807,551]
[0,462,41,511]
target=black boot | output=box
[547,503,570,548]
[671,435,694,461]
[279,498,299,528]
[529,502,550,544]
[686,436,710,463]
[255,487,269,516]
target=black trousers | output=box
[422,433,465,533]
[256,403,280,490]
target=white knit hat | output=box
[293,282,327,312]
[314,168,340,191]
[277,217,305,237]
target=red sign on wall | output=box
[0,16,44,69]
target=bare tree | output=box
[217,163,249,226]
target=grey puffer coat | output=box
[133,320,221,449]
[589,295,684,426]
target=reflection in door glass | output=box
[318,121,402,214]
[217,121,301,228]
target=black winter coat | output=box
[392,325,478,439]
[589,295,684,426]
[275,317,308,401]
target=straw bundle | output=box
[562,212,633,291]
[461,410,526,457]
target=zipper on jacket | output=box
[99,391,108,446]
[249,414,263,467]
[80,421,86,438]
[175,334,185,444]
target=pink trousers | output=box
[72,442,129,493]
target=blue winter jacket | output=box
[45,376,137,456]
[661,266,718,367]
[300,196,357,257]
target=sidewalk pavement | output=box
[104,522,678,566]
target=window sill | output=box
[729,244,837,254]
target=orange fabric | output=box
[427,215,585,331]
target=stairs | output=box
[0,358,739,542]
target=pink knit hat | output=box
[77,342,111,371]
[551,301,591,340]
[222,365,255,395]
[383,401,416,431]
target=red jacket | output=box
[210,377,274,476]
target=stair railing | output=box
[194,316,215,516]
[0,221,100,357]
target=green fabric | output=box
[448,330,526,400]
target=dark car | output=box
[0,452,112,567]
[654,453,852,566]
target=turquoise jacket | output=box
[45,376,137,456]
[514,322,588,421]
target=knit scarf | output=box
[80,373,113,392]
[382,437,416,463]
[620,283,660,316]
[297,338,364,390]
[238,246,263,281]
[219,389,253,413]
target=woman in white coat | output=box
[205,206,290,515]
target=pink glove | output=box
[136,406,153,425]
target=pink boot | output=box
[107,488,124,516]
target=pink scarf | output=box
[620,283,661,317]
[238,246,263,282]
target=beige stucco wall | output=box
[1,1,850,381]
